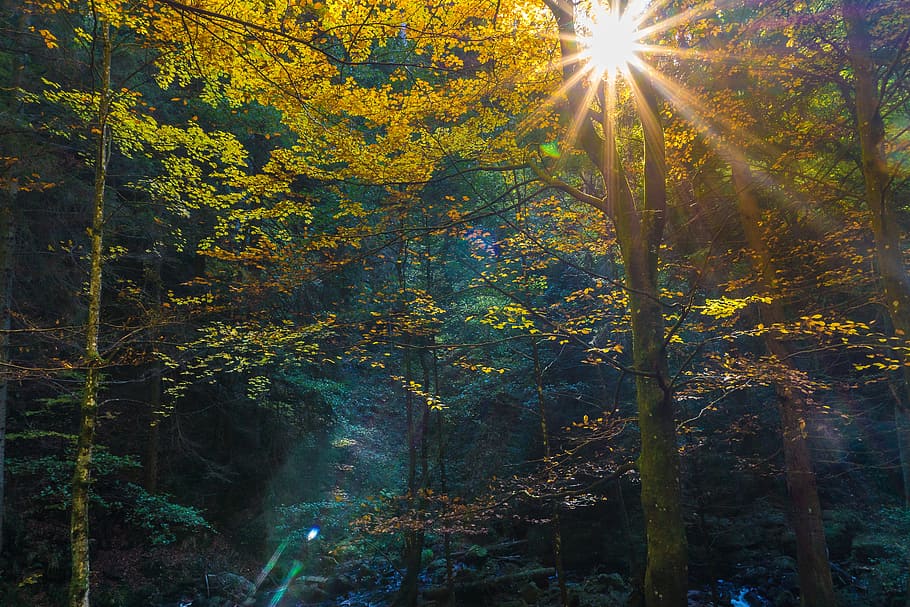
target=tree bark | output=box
[69,19,112,607]
[730,159,836,607]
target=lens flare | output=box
[268,560,304,607]
[253,537,291,594]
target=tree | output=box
[539,2,687,605]
[67,17,112,606]
[840,0,910,507]
[729,156,837,607]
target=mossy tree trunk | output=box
[69,18,112,607]
[542,2,687,605]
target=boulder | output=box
[520,581,540,604]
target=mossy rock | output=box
[464,544,489,565]
[851,534,892,562]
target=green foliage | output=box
[119,483,212,545]
[8,451,209,544]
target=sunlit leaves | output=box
[698,295,772,320]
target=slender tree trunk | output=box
[841,0,910,503]
[143,362,162,493]
[0,6,30,559]
[730,159,836,607]
[532,342,568,607]
[143,254,163,493]
[896,403,910,507]
[430,348,455,605]
[395,345,432,607]
[392,233,427,607]
[69,20,112,607]
[0,176,13,556]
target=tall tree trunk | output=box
[841,6,910,604]
[0,170,13,556]
[730,159,837,607]
[542,3,688,604]
[0,5,30,558]
[841,0,910,506]
[143,253,163,493]
[394,345,431,607]
[69,19,112,607]
[392,234,426,607]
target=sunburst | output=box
[577,0,648,81]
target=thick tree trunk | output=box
[730,160,836,607]
[69,20,112,607]
[842,0,910,502]
[627,270,687,607]
[628,66,687,607]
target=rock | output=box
[687,589,711,606]
[770,588,798,607]
[741,565,768,580]
[208,573,254,602]
[770,555,797,574]
[297,585,329,603]
[585,572,626,593]
[356,562,378,581]
[851,534,890,561]
[520,581,540,604]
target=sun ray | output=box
[636,0,721,41]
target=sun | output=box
[578,2,645,80]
